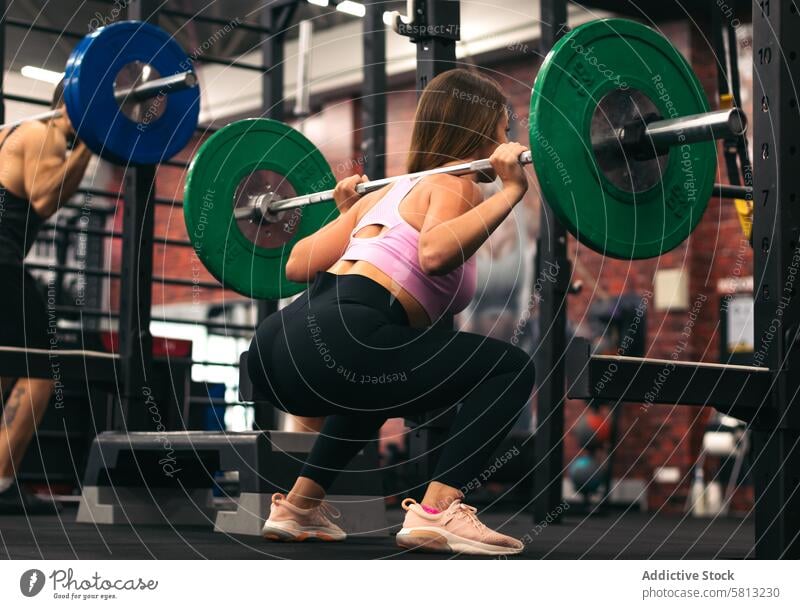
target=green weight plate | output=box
[184,118,337,299]
[530,19,716,259]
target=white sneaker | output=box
[261,493,347,542]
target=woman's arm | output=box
[284,200,361,283]
[24,123,92,218]
[419,142,529,275]
[284,173,370,282]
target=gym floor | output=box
[0,506,754,560]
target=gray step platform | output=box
[77,430,388,537]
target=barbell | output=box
[231,107,744,220]
[183,18,748,300]
[1,21,200,165]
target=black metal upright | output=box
[392,0,459,484]
[82,204,107,331]
[260,2,296,124]
[750,0,800,559]
[0,0,5,125]
[116,0,158,430]
[405,0,460,95]
[532,0,571,523]
[410,0,458,334]
[254,2,297,430]
[362,0,387,180]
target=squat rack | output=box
[535,0,800,559]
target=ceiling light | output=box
[336,1,366,18]
[21,65,64,85]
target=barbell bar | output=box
[591,108,747,157]
[642,107,747,152]
[234,107,746,222]
[114,69,198,102]
[0,70,198,131]
[233,151,533,220]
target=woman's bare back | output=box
[328,174,480,326]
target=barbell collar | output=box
[234,150,535,220]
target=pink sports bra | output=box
[340,175,477,322]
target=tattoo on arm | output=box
[0,385,27,429]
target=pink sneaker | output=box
[396,498,523,556]
[261,493,347,542]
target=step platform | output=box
[76,431,388,537]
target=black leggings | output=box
[248,272,535,492]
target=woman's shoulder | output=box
[421,173,482,201]
[5,121,59,154]
[14,120,49,141]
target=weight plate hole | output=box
[113,60,167,125]
[590,88,669,194]
[233,169,303,249]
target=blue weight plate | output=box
[64,20,200,165]
[64,22,143,164]
[63,33,93,140]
